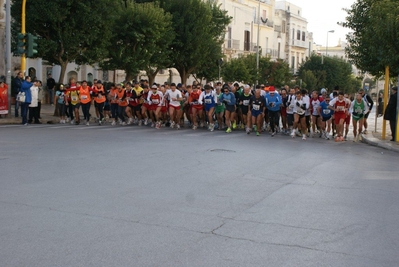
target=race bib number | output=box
[337,106,345,111]
[205,99,212,104]
[243,100,250,106]
[152,99,159,104]
[81,95,88,100]
[323,109,331,115]
[297,107,304,115]
[71,96,78,102]
[252,104,260,111]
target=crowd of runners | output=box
[52,78,374,142]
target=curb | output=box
[361,134,399,153]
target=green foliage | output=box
[299,55,355,93]
[222,54,291,86]
[341,0,399,76]
[162,0,231,83]
[11,0,118,82]
[101,2,173,81]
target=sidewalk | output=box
[360,108,399,153]
[0,104,96,124]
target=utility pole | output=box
[256,0,260,86]
[21,0,27,74]
[6,0,12,115]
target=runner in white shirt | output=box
[291,90,309,140]
[165,83,183,129]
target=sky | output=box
[287,0,357,47]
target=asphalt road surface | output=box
[1,124,399,267]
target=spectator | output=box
[13,71,24,117]
[28,80,41,124]
[20,76,33,125]
[383,86,398,141]
[37,81,44,119]
[47,74,56,106]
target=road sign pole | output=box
[21,0,27,74]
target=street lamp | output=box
[256,0,261,86]
[326,30,334,56]
[277,35,281,60]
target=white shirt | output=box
[286,94,296,114]
[165,89,182,107]
[29,85,39,107]
[147,91,164,106]
[198,91,218,105]
[293,96,309,115]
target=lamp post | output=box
[256,0,261,86]
[277,36,281,60]
[326,30,334,56]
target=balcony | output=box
[225,39,240,50]
[291,39,308,49]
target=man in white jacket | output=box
[28,80,41,124]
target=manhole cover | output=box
[209,149,236,153]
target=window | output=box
[244,30,250,51]
[302,31,306,41]
[265,37,269,54]
[292,29,295,40]
[262,10,267,19]
[297,30,301,40]
[282,20,286,33]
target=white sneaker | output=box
[302,134,306,140]
[127,118,133,125]
[325,133,330,140]
[144,118,148,125]
[291,130,295,138]
[176,124,180,130]
[138,120,143,126]
[111,120,116,126]
[66,118,70,123]
[86,121,89,126]
[122,121,127,126]
[170,121,175,128]
[70,119,75,125]
[210,123,215,132]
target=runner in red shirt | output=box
[329,92,350,141]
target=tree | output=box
[162,0,231,83]
[221,54,292,86]
[341,0,399,76]
[301,70,317,91]
[101,2,173,83]
[11,0,118,83]
[299,55,356,93]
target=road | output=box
[1,124,399,267]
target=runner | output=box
[358,89,373,134]
[265,86,282,136]
[55,84,66,123]
[188,85,204,130]
[350,93,369,142]
[309,90,324,137]
[280,88,288,134]
[108,83,119,126]
[199,84,218,131]
[79,80,92,126]
[141,85,150,125]
[238,85,252,134]
[219,85,236,133]
[93,81,106,125]
[147,84,164,129]
[291,90,309,140]
[329,92,350,141]
[214,86,225,130]
[343,94,352,140]
[126,81,143,125]
[165,83,183,129]
[65,81,80,125]
[249,89,266,136]
[285,88,296,135]
[317,96,333,140]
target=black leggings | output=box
[268,110,280,132]
[81,103,91,121]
